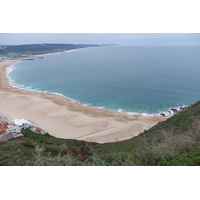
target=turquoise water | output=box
[8,45,200,115]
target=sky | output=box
[1,33,200,46]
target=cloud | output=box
[0,33,200,46]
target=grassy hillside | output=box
[97,101,200,152]
[95,101,200,165]
[0,101,200,166]
[0,43,100,55]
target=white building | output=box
[11,118,35,130]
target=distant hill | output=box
[0,43,100,55]
[0,45,10,47]
[0,100,200,166]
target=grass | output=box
[0,129,98,166]
[93,101,200,165]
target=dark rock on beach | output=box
[171,108,178,113]
[160,113,166,116]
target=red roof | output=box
[0,121,9,126]
[0,125,8,130]
[0,130,7,135]
[35,127,44,132]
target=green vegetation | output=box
[0,43,100,55]
[1,101,200,166]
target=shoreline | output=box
[0,59,169,143]
[7,49,177,117]
[32,47,94,57]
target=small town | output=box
[0,113,47,141]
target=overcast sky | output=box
[1,33,200,46]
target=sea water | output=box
[8,45,200,115]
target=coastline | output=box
[32,47,93,57]
[0,59,169,143]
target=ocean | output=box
[7,45,200,115]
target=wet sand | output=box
[0,60,169,143]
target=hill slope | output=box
[94,101,200,165]
[0,43,100,55]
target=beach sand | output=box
[0,60,169,143]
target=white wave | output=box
[6,66,14,74]
[97,106,104,109]
[117,108,159,116]
[157,104,188,116]
[82,103,92,106]
[141,113,159,116]
[126,111,159,116]
[50,92,65,97]
[25,86,33,89]
[6,63,20,88]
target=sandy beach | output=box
[0,59,169,143]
